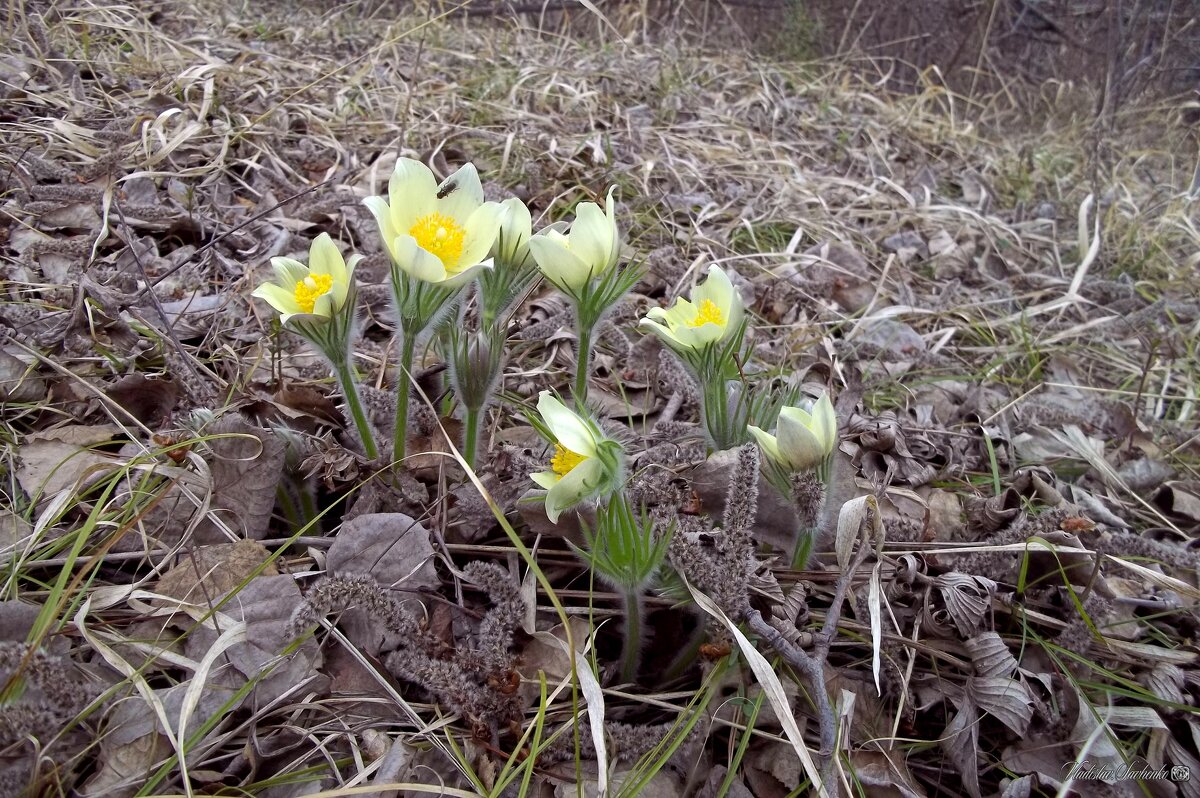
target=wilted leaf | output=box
[156,539,277,605]
[325,513,439,655]
[972,676,1035,735]
[968,631,1018,678]
[934,573,997,638]
[195,416,285,542]
[845,750,928,798]
[183,574,324,709]
[942,697,981,798]
[16,424,123,500]
[0,348,44,402]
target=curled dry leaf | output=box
[933,573,997,638]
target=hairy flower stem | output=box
[393,332,418,464]
[619,589,644,683]
[334,361,379,460]
[463,404,481,470]
[574,323,593,406]
[792,528,816,570]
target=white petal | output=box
[777,415,823,471]
[387,158,438,232]
[567,200,612,272]
[544,458,603,523]
[393,234,449,284]
[537,392,597,456]
[456,201,504,273]
[638,317,684,348]
[435,162,485,222]
[270,257,308,289]
[602,187,621,270]
[529,235,594,293]
[530,470,560,490]
[252,282,301,317]
[439,258,493,289]
[811,394,837,450]
[363,196,398,257]
[747,425,784,467]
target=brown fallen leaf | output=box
[155,539,278,605]
[325,513,440,655]
[16,423,123,501]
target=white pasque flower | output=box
[363,158,504,287]
[527,187,620,293]
[252,233,359,325]
[529,392,624,523]
[638,265,744,351]
[748,394,838,472]
[492,196,532,268]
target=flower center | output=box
[550,444,586,476]
[690,298,724,327]
[409,212,466,270]
[293,274,334,314]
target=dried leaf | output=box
[934,573,997,638]
[0,348,44,402]
[155,539,277,605]
[16,424,123,500]
[942,697,981,798]
[182,574,324,709]
[968,631,1018,677]
[972,676,1034,735]
[194,416,285,542]
[325,513,438,654]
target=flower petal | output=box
[638,317,684,348]
[537,392,597,456]
[602,187,621,270]
[363,195,398,259]
[456,201,505,273]
[748,425,784,467]
[777,415,823,471]
[436,162,485,222]
[252,282,301,317]
[530,470,560,490]
[393,234,450,284]
[544,458,604,523]
[567,200,612,273]
[811,394,837,451]
[439,258,493,289]
[270,257,308,289]
[387,158,438,232]
[494,197,532,264]
[529,235,594,293]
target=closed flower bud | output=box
[748,394,837,472]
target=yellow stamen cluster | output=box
[550,444,586,476]
[690,298,724,327]
[293,274,334,314]
[409,212,466,268]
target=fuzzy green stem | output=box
[619,589,643,683]
[464,404,481,471]
[335,362,378,461]
[792,528,817,570]
[574,322,593,406]
[393,332,417,465]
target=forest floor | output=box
[2,1,1200,797]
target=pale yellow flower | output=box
[639,265,744,351]
[252,233,358,325]
[493,196,532,267]
[748,394,838,472]
[527,187,620,293]
[529,392,624,523]
[363,158,504,287]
